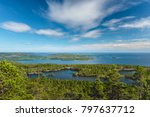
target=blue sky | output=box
[0,0,150,52]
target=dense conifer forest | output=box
[0,61,150,100]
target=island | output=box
[0,53,92,61]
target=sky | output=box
[0,0,150,52]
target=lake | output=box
[28,69,136,85]
[28,70,95,82]
[17,53,150,66]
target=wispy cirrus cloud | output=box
[70,30,101,41]
[0,21,31,32]
[34,29,64,36]
[46,0,144,31]
[75,39,150,52]
[120,16,150,29]
[102,16,135,30]
[81,30,101,38]
[26,38,150,52]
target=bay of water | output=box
[18,53,150,66]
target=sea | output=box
[17,53,150,67]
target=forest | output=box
[0,60,150,100]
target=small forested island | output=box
[0,53,92,61]
[0,60,150,100]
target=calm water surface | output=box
[28,69,136,85]
[18,53,150,66]
[28,70,95,82]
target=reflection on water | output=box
[28,69,136,85]
[119,70,136,75]
[28,70,96,82]
[119,70,136,85]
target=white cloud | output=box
[120,16,150,29]
[25,38,150,52]
[115,38,150,43]
[46,0,103,30]
[108,27,118,31]
[0,21,65,37]
[102,16,135,27]
[71,37,80,42]
[70,30,101,41]
[0,21,31,32]
[34,29,64,36]
[103,16,135,30]
[68,39,150,52]
[81,30,101,38]
[46,0,142,30]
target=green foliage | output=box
[0,61,150,100]
[0,61,33,99]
